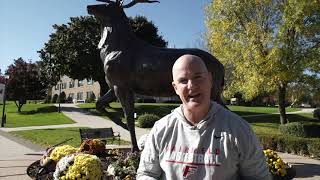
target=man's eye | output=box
[179,79,188,84]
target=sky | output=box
[0,0,211,73]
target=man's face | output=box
[172,57,212,111]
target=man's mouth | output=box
[188,93,201,99]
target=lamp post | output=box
[58,81,61,113]
[1,75,9,127]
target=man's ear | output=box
[172,81,178,95]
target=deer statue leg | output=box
[96,89,128,130]
[114,86,139,152]
[96,89,116,111]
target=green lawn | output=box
[246,113,318,135]
[5,102,315,149]
[77,102,300,121]
[0,102,75,128]
[227,105,300,116]
[10,127,130,148]
[78,102,315,138]
[77,102,179,121]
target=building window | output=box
[78,80,83,87]
[55,85,59,90]
[77,92,83,100]
[87,78,93,85]
[86,91,95,99]
[68,93,74,99]
[69,80,75,88]
[61,83,67,89]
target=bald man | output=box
[137,55,271,180]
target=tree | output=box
[0,69,5,84]
[5,58,47,112]
[129,16,167,47]
[287,82,311,106]
[52,94,58,103]
[313,91,320,107]
[206,0,320,124]
[39,15,167,97]
[58,91,66,103]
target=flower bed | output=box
[263,149,296,180]
[27,139,295,179]
[27,139,139,180]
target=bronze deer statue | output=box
[87,0,225,152]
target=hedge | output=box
[279,122,320,138]
[258,134,320,159]
[314,108,320,121]
[137,113,160,128]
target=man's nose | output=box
[187,79,195,89]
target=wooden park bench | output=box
[79,128,121,145]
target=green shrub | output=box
[87,93,96,103]
[85,98,95,103]
[279,122,320,138]
[58,92,66,103]
[283,138,309,155]
[314,108,320,121]
[308,141,320,159]
[257,134,320,159]
[258,134,278,150]
[52,94,58,103]
[44,95,51,104]
[279,122,305,137]
[66,96,73,103]
[137,114,160,128]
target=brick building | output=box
[51,76,100,103]
[51,76,180,103]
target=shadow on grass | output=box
[135,104,178,117]
[45,128,79,133]
[251,123,279,129]
[231,111,271,116]
[20,106,58,115]
[291,162,320,178]
[79,104,179,121]
[244,114,318,124]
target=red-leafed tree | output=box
[5,58,47,112]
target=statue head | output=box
[87,0,159,25]
[87,3,126,25]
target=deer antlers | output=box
[96,0,159,8]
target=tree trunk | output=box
[14,100,24,112]
[278,83,287,124]
[18,104,23,112]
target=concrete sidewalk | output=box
[0,130,43,180]
[0,131,319,180]
[278,152,320,179]
[0,104,319,179]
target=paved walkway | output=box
[241,108,315,117]
[1,104,150,142]
[0,104,319,179]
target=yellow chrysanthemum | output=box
[263,149,288,177]
[49,145,78,162]
[60,154,103,180]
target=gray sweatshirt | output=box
[137,101,272,180]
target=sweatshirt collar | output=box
[175,101,222,130]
